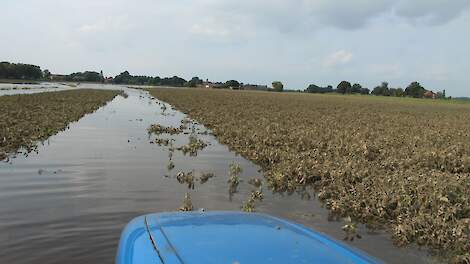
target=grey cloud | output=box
[202,0,469,32]
[303,0,394,29]
[395,0,470,25]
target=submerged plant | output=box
[160,103,167,112]
[167,161,175,171]
[147,124,183,135]
[248,178,263,188]
[176,171,195,189]
[153,138,173,146]
[199,172,215,184]
[242,189,264,212]
[342,216,361,241]
[228,163,242,201]
[149,87,470,260]
[176,134,208,156]
[179,193,193,211]
[0,89,119,160]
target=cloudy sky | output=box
[1,0,469,96]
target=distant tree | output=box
[187,77,203,87]
[372,82,390,96]
[112,71,187,86]
[360,88,370,95]
[43,69,51,80]
[389,87,404,97]
[306,84,320,93]
[0,62,42,80]
[160,76,187,87]
[113,71,131,84]
[272,81,284,92]
[149,76,162,86]
[337,81,351,94]
[225,80,240,88]
[351,83,362,94]
[405,82,426,98]
[65,71,102,82]
[305,84,334,93]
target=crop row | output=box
[149,88,470,263]
[0,89,121,160]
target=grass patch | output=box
[0,89,121,160]
[149,88,470,262]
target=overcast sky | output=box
[1,0,469,96]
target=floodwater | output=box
[0,86,435,263]
[0,82,75,96]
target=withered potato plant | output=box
[149,88,470,262]
[0,89,120,160]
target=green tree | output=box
[225,80,240,88]
[43,69,51,80]
[389,87,404,97]
[337,81,351,94]
[0,62,42,80]
[405,82,426,98]
[351,83,362,94]
[272,81,284,92]
[113,71,131,84]
[305,84,334,93]
[187,77,203,87]
[360,88,370,95]
[65,71,102,82]
[372,82,390,96]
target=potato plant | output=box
[149,88,470,262]
[0,89,120,160]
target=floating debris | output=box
[179,193,193,211]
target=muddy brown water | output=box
[0,85,436,263]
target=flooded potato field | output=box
[0,86,435,263]
[0,82,76,95]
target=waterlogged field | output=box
[150,88,470,262]
[0,89,120,160]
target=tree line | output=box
[113,71,188,86]
[0,61,449,98]
[0,62,43,80]
[65,71,103,82]
[305,80,446,99]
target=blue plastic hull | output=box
[116,211,381,264]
